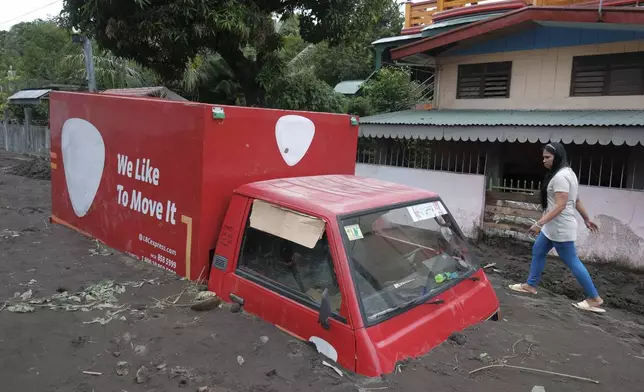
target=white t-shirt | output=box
[541,167,579,243]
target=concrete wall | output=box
[437,40,644,110]
[576,186,644,270]
[355,163,486,238]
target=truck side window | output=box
[237,225,343,316]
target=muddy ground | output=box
[1,150,643,392]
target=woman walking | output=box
[509,142,605,313]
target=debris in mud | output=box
[70,336,88,348]
[134,344,148,356]
[19,289,33,301]
[197,387,211,392]
[230,303,242,313]
[136,366,150,384]
[190,296,221,312]
[478,353,493,365]
[84,307,129,325]
[89,239,112,256]
[7,156,51,180]
[532,387,546,392]
[7,303,35,313]
[237,355,245,365]
[449,332,467,346]
[468,364,600,384]
[2,279,152,324]
[194,291,216,301]
[116,361,130,376]
[266,369,277,377]
[169,366,193,380]
[253,335,270,352]
[322,361,343,377]
[18,206,44,214]
[0,229,20,239]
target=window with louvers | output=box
[456,61,512,99]
[570,52,644,97]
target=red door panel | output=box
[215,198,356,372]
[222,274,356,371]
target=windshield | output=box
[341,199,477,325]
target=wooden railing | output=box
[405,0,439,29]
[404,0,483,30]
[403,0,594,30]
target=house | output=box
[358,2,644,269]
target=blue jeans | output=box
[527,232,599,299]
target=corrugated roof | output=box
[421,12,505,34]
[371,33,422,46]
[359,109,644,127]
[7,89,52,101]
[102,86,188,101]
[334,80,365,95]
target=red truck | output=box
[49,91,500,377]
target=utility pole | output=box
[72,34,97,92]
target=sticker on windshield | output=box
[407,201,447,222]
[344,224,364,241]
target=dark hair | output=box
[540,142,569,209]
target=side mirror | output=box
[318,288,332,330]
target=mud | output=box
[1,150,644,392]
[6,155,51,180]
[479,237,644,316]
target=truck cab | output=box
[208,174,500,377]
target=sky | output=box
[0,0,64,31]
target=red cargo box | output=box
[49,92,358,280]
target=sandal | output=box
[572,300,606,314]
[508,283,537,295]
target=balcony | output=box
[403,0,598,33]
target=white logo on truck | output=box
[275,115,315,166]
[61,118,105,217]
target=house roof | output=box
[334,80,365,95]
[359,109,644,145]
[372,12,503,49]
[101,86,187,101]
[360,109,644,127]
[391,6,644,60]
[7,89,52,105]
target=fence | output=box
[356,137,489,175]
[1,123,50,155]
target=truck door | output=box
[219,199,356,372]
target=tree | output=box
[2,20,80,88]
[356,66,422,115]
[308,0,404,87]
[62,47,158,90]
[174,51,242,104]
[0,20,157,123]
[266,68,346,114]
[60,0,393,105]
